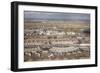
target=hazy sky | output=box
[24,11,90,23]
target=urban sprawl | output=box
[24,21,90,62]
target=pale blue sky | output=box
[24,11,90,23]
